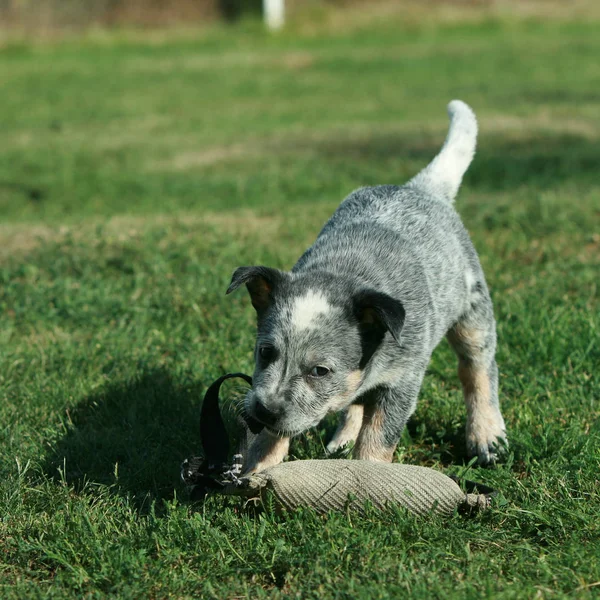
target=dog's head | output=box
[227,266,405,436]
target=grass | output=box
[1,6,599,598]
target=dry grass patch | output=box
[0,224,68,258]
[123,50,315,74]
[0,210,285,261]
[291,0,600,36]
[483,113,600,140]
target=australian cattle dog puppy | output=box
[227,101,507,473]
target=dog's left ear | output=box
[226,266,285,313]
[353,290,406,346]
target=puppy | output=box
[227,101,507,473]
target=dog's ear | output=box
[353,289,406,347]
[226,266,285,313]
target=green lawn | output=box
[1,7,599,598]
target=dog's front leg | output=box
[354,378,422,462]
[327,403,364,455]
[243,429,290,475]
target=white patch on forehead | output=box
[290,290,332,331]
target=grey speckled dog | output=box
[227,100,507,473]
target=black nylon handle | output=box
[200,372,262,467]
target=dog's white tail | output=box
[407,100,477,203]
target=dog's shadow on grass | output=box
[42,369,211,513]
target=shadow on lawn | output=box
[307,130,599,193]
[43,369,211,513]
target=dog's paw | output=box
[468,436,508,466]
[325,439,354,458]
[466,410,508,466]
[326,404,364,457]
[243,432,290,475]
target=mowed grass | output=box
[1,7,599,598]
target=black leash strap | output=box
[200,372,252,468]
[181,372,260,498]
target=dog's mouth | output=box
[244,393,316,438]
[244,411,286,436]
[263,424,304,438]
[262,413,326,439]
[244,413,264,435]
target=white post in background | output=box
[263,0,285,30]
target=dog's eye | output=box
[259,346,275,362]
[309,366,330,378]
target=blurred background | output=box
[2,0,598,31]
[0,0,262,29]
[2,0,599,223]
[8,0,385,29]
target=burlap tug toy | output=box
[181,374,495,516]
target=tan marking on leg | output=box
[459,362,505,452]
[327,403,364,453]
[243,430,290,474]
[458,362,490,405]
[355,404,395,462]
[450,323,486,352]
[347,370,362,391]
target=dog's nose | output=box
[253,398,279,427]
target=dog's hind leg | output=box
[447,294,507,465]
[326,403,364,454]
